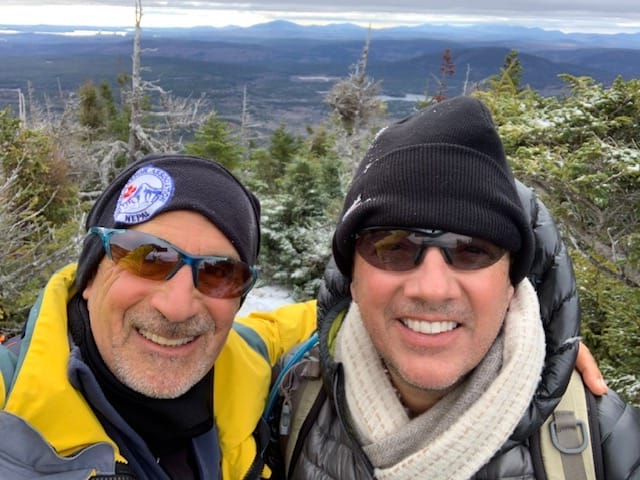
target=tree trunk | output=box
[127,0,143,164]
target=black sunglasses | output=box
[90,227,257,299]
[355,227,506,272]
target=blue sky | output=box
[1,1,639,34]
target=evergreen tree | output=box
[243,147,272,194]
[476,75,640,405]
[0,109,76,225]
[269,124,301,168]
[256,125,339,299]
[245,124,302,194]
[184,111,244,172]
[78,80,103,131]
[0,108,80,329]
[259,155,334,300]
[99,80,129,141]
[488,49,524,94]
[78,79,128,141]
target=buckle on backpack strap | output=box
[550,410,589,454]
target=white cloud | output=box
[1,1,639,33]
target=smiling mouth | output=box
[401,319,458,335]
[137,328,196,347]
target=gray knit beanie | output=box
[332,96,533,285]
[76,153,260,292]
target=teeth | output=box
[401,319,458,335]
[138,329,195,347]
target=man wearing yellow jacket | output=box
[0,153,315,480]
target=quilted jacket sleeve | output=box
[597,390,640,479]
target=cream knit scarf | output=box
[334,279,545,480]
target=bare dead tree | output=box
[326,27,383,135]
[240,84,250,151]
[238,84,263,155]
[325,26,386,174]
[153,90,208,151]
[123,0,210,163]
[126,0,144,164]
[26,81,38,128]
[0,89,26,125]
[462,64,472,95]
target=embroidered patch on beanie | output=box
[114,166,175,225]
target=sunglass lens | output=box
[198,259,254,298]
[447,238,505,269]
[356,230,418,271]
[109,237,179,280]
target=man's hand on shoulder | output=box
[576,342,608,396]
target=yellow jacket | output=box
[0,263,317,479]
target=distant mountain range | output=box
[1,21,639,131]
[4,20,640,47]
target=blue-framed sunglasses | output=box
[355,227,506,271]
[89,226,257,299]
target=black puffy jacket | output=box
[286,181,640,479]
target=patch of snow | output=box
[238,284,295,316]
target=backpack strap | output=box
[283,371,323,475]
[262,333,324,477]
[537,369,601,480]
[232,322,269,363]
[263,332,318,422]
[0,335,23,403]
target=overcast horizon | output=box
[1,1,639,34]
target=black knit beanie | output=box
[332,96,533,285]
[76,153,261,292]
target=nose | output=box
[150,264,202,322]
[402,247,460,301]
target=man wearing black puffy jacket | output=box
[273,96,640,479]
